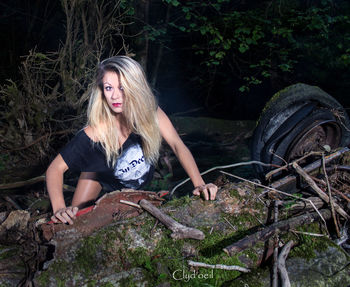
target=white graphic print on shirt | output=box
[113,143,151,188]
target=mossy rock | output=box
[33,181,350,286]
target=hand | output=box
[193,183,218,200]
[51,206,79,225]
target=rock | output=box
[0,210,30,243]
[287,246,350,287]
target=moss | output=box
[166,195,193,208]
[228,267,268,287]
[281,222,330,260]
[74,234,104,276]
[36,260,70,287]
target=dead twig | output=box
[277,240,294,287]
[265,151,323,180]
[290,230,325,237]
[187,260,250,273]
[119,200,141,209]
[0,175,46,190]
[139,199,205,240]
[292,162,349,220]
[322,154,341,238]
[272,200,279,287]
[311,176,350,203]
[223,217,236,231]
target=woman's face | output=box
[102,71,124,114]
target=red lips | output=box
[112,103,122,107]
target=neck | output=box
[114,114,130,137]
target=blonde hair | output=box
[87,56,161,166]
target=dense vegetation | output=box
[0,0,349,173]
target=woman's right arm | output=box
[46,154,77,224]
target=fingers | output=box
[192,183,218,200]
[52,206,79,225]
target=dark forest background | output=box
[1,0,350,177]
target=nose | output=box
[111,89,122,100]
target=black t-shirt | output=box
[60,130,154,191]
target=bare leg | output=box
[72,172,102,209]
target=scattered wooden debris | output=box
[292,162,349,219]
[223,209,331,256]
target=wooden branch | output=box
[277,240,294,287]
[6,129,72,152]
[311,176,350,203]
[187,260,250,273]
[139,199,205,240]
[272,200,279,287]
[265,151,323,180]
[120,200,141,209]
[223,209,331,256]
[0,175,45,190]
[322,154,340,238]
[292,162,349,219]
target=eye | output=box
[104,85,113,92]
[119,86,124,91]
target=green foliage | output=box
[160,0,350,93]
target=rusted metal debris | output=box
[41,189,165,242]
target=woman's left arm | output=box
[157,107,217,200]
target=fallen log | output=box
[292,162,349,219]
[223,209,331,256]
[139,199,205,240]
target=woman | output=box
[46,56,218,225]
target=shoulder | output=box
[157,107,169,123]
[83,126,98,142]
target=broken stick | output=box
[223,209,331,256]
[187,260,250,273]
[277,240,294,287]
[292,162,349,219]
[139,199,205,240]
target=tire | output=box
[251,83,350,179]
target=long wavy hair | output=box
[87,56,161,166]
